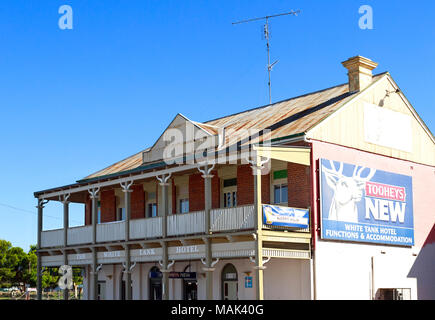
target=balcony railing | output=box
[67,225,92,245]
[40,204,308,248]
[167,210,205,236]
[130,216,162,239]
[211,205,255,232]
[96,221,125,243]
[41,229,63,248]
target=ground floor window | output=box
[221,263,238,300]
[376,288,411,300]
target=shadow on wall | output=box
[408,223,435,300]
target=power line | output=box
[0,202,82,224]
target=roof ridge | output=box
[204,72,388,124]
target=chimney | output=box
[342,56,378,92]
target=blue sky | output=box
[0,0,434,250]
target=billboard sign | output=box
[320,159,414,246]
[263,205,309,229]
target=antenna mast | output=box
[233,10,300,105]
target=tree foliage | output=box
[0,240,82,291]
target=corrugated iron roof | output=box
[82,149,149,180]
[81,74,386,181]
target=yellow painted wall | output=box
[307,75,435,166]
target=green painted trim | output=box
[273,170,288,180]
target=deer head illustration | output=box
[322,160,376,223]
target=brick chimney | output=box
[342,56,378,92]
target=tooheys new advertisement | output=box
[320,159,414,246]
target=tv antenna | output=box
[233,10,300,105]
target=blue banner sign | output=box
[263,205,309,229]
[320,158,414,246]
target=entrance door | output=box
[149,266,162,300]
[221,263,238,300]
[97,281,106,300]
[120,280,125,300]
[150,280,162,300]
[184,281,198,300]
[223,281,238,300]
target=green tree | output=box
[0,240,15,286]
[0,240,83,297]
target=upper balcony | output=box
[40,204,310,248]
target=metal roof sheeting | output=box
[80,74,385,181]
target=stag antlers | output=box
[322,160,376,182]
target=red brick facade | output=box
[261,172,270,204]
[237,164,254,206]
[100,189,116,223]
[84,164,309,223]
[287,162,310,208]
[131,184,145,219]
[189,173,205,212]
[188,170,220,211]
[85,195,92,225]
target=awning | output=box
[254,146,311,166]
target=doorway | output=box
[221,263,238,300]
[119,269,132,300]
[97,281,106,300]
[149,266,162,300]
[182,264,197,300]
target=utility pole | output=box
[233,10,300,105]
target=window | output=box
[179,199,189,214]
[223,178,237,208]
[223,178,237,188]
[274,184,288,204]
[377,288,411,300]
[97,201,101,224]
[117,208,125,221]
[224,191,237,208]
[148,203,157,218]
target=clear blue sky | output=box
[0,0,434,250]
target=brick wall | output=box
[131,184,145,219]
[261,172,270,204]
[100,189,116,223]
[287,162,310,208]
[237,164,254,205]
[189,173,204,212]
[85,195,92,225]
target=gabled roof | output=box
[80,73,388,182]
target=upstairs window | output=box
[148,203,157,218]
[117,208,126,221]
[97,201,101,224]
[273,184,288,205]
[223,178,237,208]
[179,199,189,213]
[223,192,237,208]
